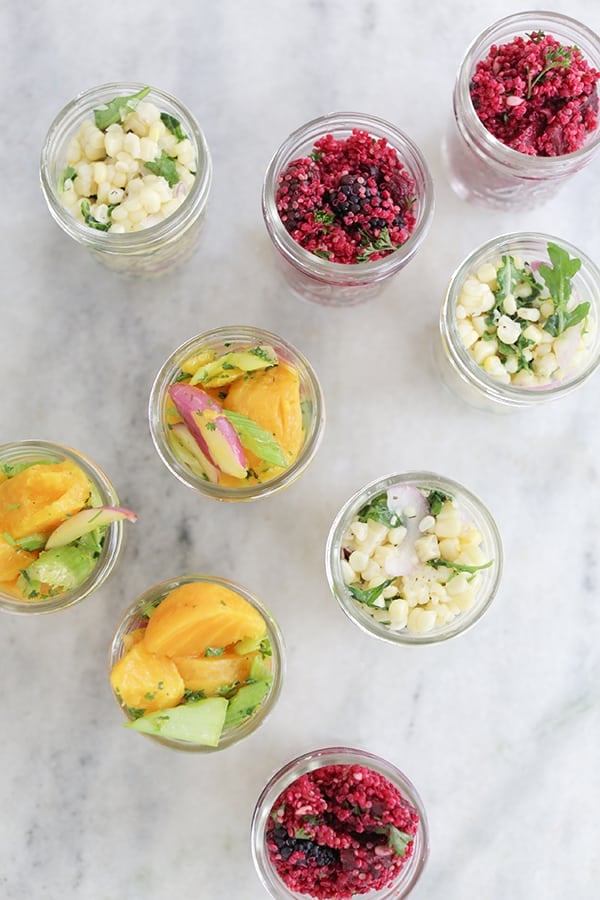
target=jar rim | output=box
[455,10,600,172]
[40,81,212,251]
[0,440,124,615]
[325,471,503,645]
[251,745,429,899]
[262,111,434,283]
[148,325,326,501]
[440,230,600,405]
[108,573,286,752]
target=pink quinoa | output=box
[275,130,417,264]
[470,31,600,156]
[266,764,419,898]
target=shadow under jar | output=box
[442,11,600,210]
[109,574,285,753]
[149,325,325,501]
[251,746,429,899]
[40,82,212,276]
[326,472,502,645]
[438,232,600,411]
[0,441,125,615]
[262,112,434,306]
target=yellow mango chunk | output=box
[0,462,91,539]
[143,582,266,658]
[174,652,255,695]
[110,642,185,713]
[0,534,37,582]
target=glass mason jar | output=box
[0,441,125,615]
[149,325,325,501]
[251,746,429,899]
[109,574,285,752]
[443,11,600,209]
[40,82,212,276]
[262,112,434,306]
[326,472,503,646]
[438,232,600,411]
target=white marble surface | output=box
[1,1,600,897]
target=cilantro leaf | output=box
[539,243,583,336]
[347,579,393,607]
[80,199,111,232]
[160,112,186,141]
[94,86,151,130]
[144,150,179,187]
[223,410,287,468]
[357,493,403,529]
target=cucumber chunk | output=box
[125,697,228,746]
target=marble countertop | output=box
[1,1,599,898]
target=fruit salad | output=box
[165,340,304,487]
[266,763,420,898]
[58,86,196,232]
[0,456,135,603]
[339,483,494,635]
[110,580,276,747]
[470,31,599,156]
[455,241,594,386]
[276,129,416,264]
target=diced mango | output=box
[143,582,266,658]
[110,642,185,713]
[0,461,91,539]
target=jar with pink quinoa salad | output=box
[262,113,434,306]
[442,11,600,210]
[251,747,429,899]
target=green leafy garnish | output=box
[144,150,179,187]
[538,242,587,337]
[527,44,576,98]
[183,689,207,702]
[347,579,393,607]
[205,647,225,658]
[93,86,151,130]
[426,489,453,516]
[358,493,403,529]
[223,410,288,468]
[160,112,186,141]
[80,200,111,232]
[356,227,399,262]
[59,166,77,191]
[427,558,493,576]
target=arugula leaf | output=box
[80,199,111,232]
[427,558,493,576]
[144,150,179,187]
[539,243,584,336]
[59,166,77,191]
[160,112,186,141]
[357,493,403,529]
[223,410,287,468]
[347,579,393,607]
[426,489,453,516]
[94,86,151,130]
[205,647,225,658]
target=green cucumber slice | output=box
[125,697,228,745]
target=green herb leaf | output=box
[347,579,393,607]
[358,493,403,528]
[160,112,186,141]
[539,242,583,336]
[205,647,225,658]
[144,150,179,187]
[80,199,111,232]
[59,166,77,191]
[427,557,493,575]
[94,86,151,130]
[223,410,288,468]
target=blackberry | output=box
[271,826,338,868]
[276,160,322,232]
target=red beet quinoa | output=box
[266,763,419,898]
[470,31,600,156]
[276,130,416,265]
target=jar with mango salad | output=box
[109,575,285,751]
[149,326,325,500]
[0,442,134,614]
